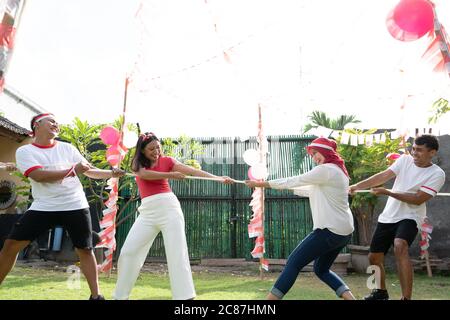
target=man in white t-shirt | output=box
[0,113,125,300]
[350,134,445,300]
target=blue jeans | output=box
[271,228,352,298]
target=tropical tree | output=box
[303,110,361,133]
[338,129,404,246]
[14,117,204,226]
[428,98,449,124]
[161,134,204,170]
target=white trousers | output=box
[113,192,196,300]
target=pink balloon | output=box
[106,146,121,166]
[251,164,268,180]
[248,165,268,180]
[386,0,434,42]
[248,167,256,181]
[100,126,120,146]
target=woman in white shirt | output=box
[246,137,355,300]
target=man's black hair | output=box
[415,134,439,151]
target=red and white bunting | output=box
[248,104,269,271]
[251,235,265,259]
[248,187,264,238]
[421,6,450,77]
[97,179,119,273]
[260,258,269,271]
[420,220,433,259]
[0,0,24,92]
[99,207,116,229]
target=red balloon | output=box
[100,126,120,145]
[386,153,401,161]
[386,0,434,42]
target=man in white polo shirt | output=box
[0,113,124,300]
[350,134,445,300]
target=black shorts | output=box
[370,219,418,254]
[7,208,94,249]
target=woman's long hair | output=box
[131,132,160,172]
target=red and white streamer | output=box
[248,104,269,271]
[97,178,119,272]
[96,81,130,273]
[0,0,24,92]
[421,5,450,77]
[419,219,433,259]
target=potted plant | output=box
[337,129,403,272]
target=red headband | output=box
[306,138,349,178]
[32,113,55,129]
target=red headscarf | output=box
[306,137,349,178]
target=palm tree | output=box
[303,110,361,134]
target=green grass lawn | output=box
[0,266,449,300]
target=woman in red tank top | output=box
[113,132,233,300]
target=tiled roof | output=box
[0,116,30,136]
